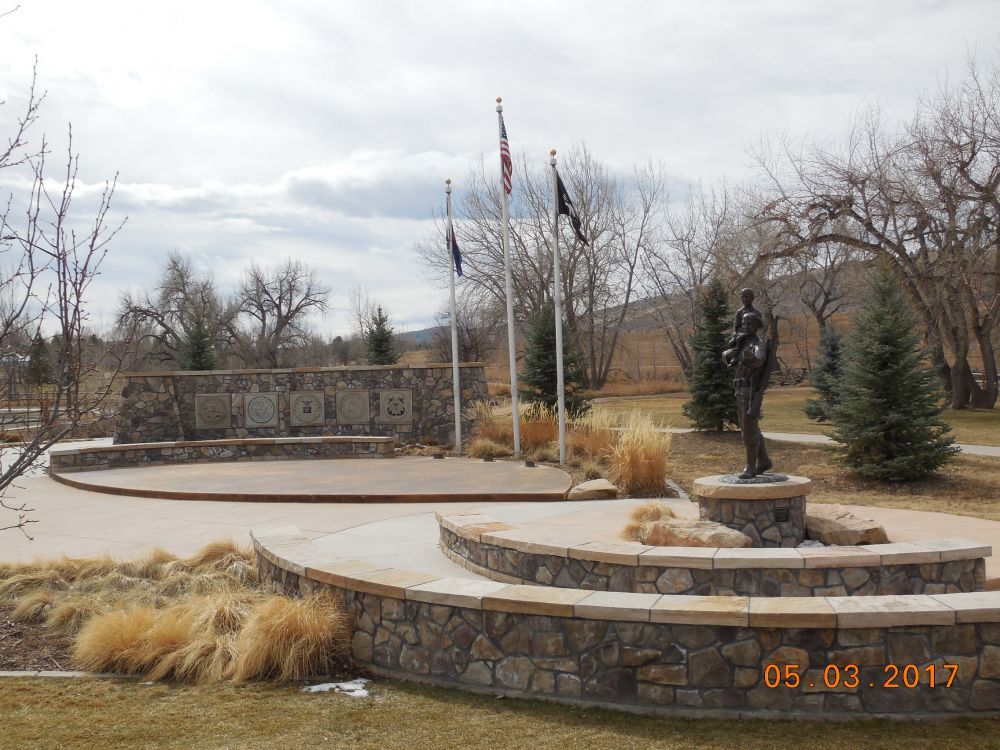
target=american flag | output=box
[499,114,512,195]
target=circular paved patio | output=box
[50,456,573,503]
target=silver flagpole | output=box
[550,149,567,465]
[496,97,521,461]
[445,178,462,455]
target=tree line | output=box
[117,252,411,371]
[419,57,1000,409]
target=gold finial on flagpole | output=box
[496,96,502,103]
[550,148,557,156]
[445,178,451,185]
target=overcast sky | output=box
[0,0,997,337]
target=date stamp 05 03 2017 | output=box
[763,663,960,690]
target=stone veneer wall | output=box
[438,524,986,598]
[113,364,487,446]
[698,496,806,548]
[50,436,395,473]
[253,531,1000,718]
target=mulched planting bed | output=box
[0,603,75,671]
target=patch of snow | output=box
[303,677,370,697]
[798,539,825,547]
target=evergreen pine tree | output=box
[365,306,398,365]
[520,299,590,416]
[179,315,217,371]
[682,279,737,431]
[804,325,843,423]
[830,264,958,480]
[24,333,53,387]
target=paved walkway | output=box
[663,428,1000,457]
[4,476,998,587]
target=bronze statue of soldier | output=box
[722,309,776,480]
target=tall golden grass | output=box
[567,408,618,464]
[608,411,673,496]
[0,540,349,682]
[518,401,558,451]
[464,400,558,453]
[465,401,673,495]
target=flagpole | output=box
[445,178,462,456]
[496,97,521,462]
[550,149,567,465]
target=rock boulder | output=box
[643,519,752,548]
[568,478,618,500]
[806,505,889,546]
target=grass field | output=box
[596,388,1000,446]
[2,677,998,750]
[667,431,1000,521]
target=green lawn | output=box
[2,677,998,750]
[596,388,1000,446]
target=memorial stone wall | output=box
[113,363,488,446]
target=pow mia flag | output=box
[556,174,588,245]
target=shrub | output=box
[520,299,591,416]
[608,411,672,496]
[580,459,604,481]
[804,326,843,423]
[466,438,511,459]
[682,279,738,431]
[830,265,958,480]
[530,445,560,464]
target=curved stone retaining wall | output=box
[50,436,395,473]
[437,512,988,597]
[253,526,1000,718]
[114,363,488,446]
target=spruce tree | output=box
[179,315,217,371]
[365,306,398,365]
[682,279,737,431]
[830,264,958,480]
[520,299,590,416]
[24,333,53,387]
[804,325,842,423]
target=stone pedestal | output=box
[693,475,811,548]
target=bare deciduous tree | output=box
[417,145,657,388]
[233,258,330,368]
[0,69,128,536]
[753,58,1000,408]
[117,250,236,367]
[430,295,501,363]
[642,181,736,374]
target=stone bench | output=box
[436,511,989,597]
[253,525,1000,718]
[49,435,396,473]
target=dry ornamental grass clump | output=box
[621,501,677,543]
[0,540,349,683]
[567,408,617,465]
[517,401,558,451]
[608,411,673,496]
[466,437,511,459]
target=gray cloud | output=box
[0,0,997,335]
